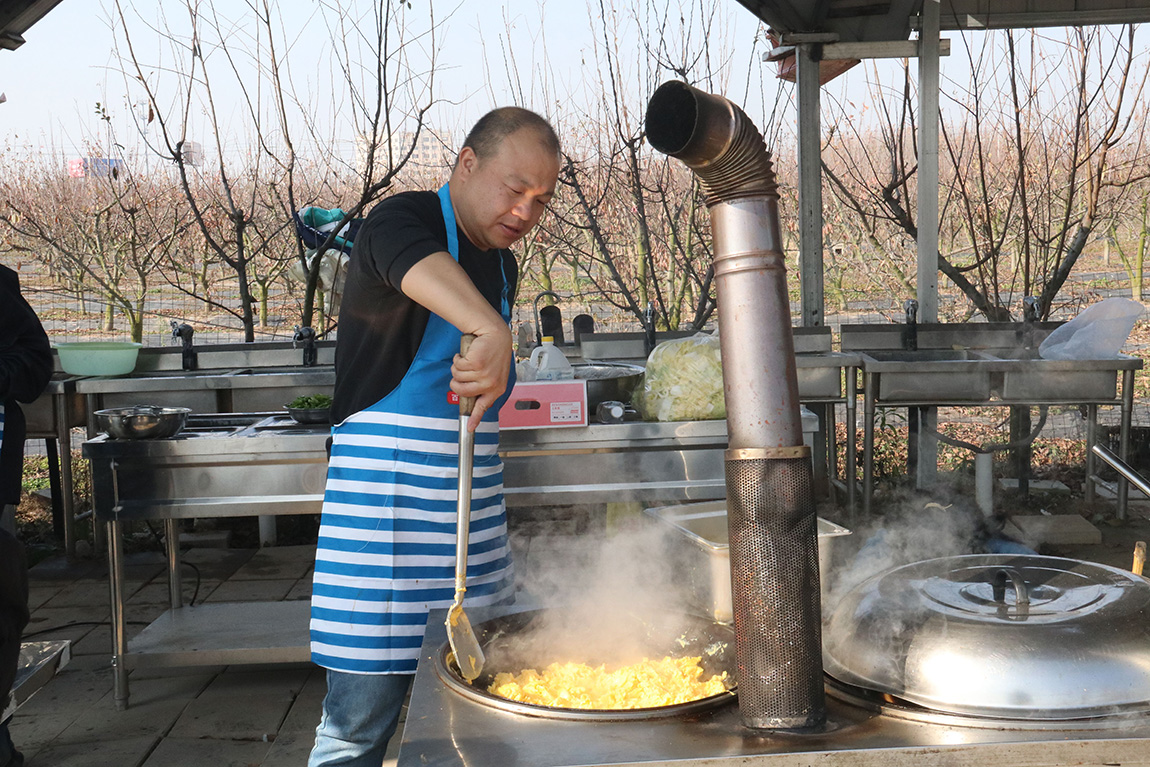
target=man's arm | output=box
[400,251,512,431]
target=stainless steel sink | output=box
[860,349,996,402]
[982,349,1140,401]
[76,366,334,413]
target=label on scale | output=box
[550,401,583,423]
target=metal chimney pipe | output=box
[646,80,825,730]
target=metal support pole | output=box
[107,518,129,710]
[165,518,182,610]
[1119,369,1135,519]
[846,366,858,521]
[917,0,940,322]
[796,44,824,329]
[1085,404,1099,504]
[915,1,942,490]
[258,516,278,547]
[45,437,63,540]
[863,372,876,517]
[822,402,835,498]
[1010,406,1032,497]
[55,389,77,559]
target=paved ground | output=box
[9,545,343,767]
[10,498,1150,767]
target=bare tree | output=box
[1,152,186,341]
[112,0,443,339]
[497,0,754,332]
[822,26,1150,320]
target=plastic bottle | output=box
[529,336,574,380]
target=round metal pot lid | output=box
[823,554,1150,720]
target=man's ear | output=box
[456,146,478,177]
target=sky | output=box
[1,0,693,160]
[1,1,1144,166]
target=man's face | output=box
[452,128,560,251]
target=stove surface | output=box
[399,605,1150,767]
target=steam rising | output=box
[823,492,986,614]
[494,522,724,673]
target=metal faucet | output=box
[1023,296,1041,324]
[902,299,918,351]
[643,302,657,357]
[170,321,198,371]
[533,291,560,345]
[1020,296,1042,350]
[293,325,318,367]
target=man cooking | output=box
[308,107,561,766]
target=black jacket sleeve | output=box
[0,266,52,405]
[0,265,52,505]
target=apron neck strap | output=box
[436,183,460,262]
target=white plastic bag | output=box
[1039,297,1144,360]
[633,332,725,421]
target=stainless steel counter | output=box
[84,415,760,709]
[398,604,1150,767]
[23,374,87,557]
[76,366,335,416]
[501,420,730,507]
[84,416,808,520]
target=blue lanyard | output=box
[437,183,511,317]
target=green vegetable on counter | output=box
[287,394,333,410]
[633,332,725,422]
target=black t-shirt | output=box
[332,190,519,422]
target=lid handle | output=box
[991,568,1030,617]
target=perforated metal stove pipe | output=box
[645,81,825,730]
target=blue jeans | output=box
[308,670,413,767]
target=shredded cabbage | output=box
[633,332,725,421]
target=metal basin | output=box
[860,349,995,402]
[982,349,1132,401]
[95,406,191,439]
[644,501,851,623]
[435,608,736,721]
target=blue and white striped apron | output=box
[310,184,516,674]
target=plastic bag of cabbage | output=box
[633,332,725,421]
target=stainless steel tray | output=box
[645,500,850,623]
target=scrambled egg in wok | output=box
[488,656,730,709]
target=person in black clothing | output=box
[0,264,52,767]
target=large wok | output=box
[436,607,736,721]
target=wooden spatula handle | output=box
[459,334,477,416]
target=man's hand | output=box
[399,252,514,431]
[451,326,513,431]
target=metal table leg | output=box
[1118,369,1135,520]
[55,389,77,559]
[45,438,63,540]
[824,401,837,500]
[862,372,875,518]
[165,519,183,609]
[1085,404,1099,504]
[845,367,857,522]
[106,518,129,710]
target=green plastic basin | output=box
[55,342,143,377]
